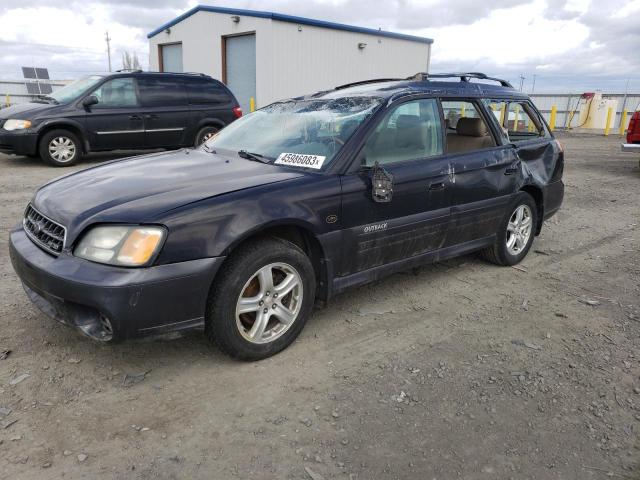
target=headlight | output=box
[3,119,32,131]
[74,225,165,267]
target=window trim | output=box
[87,76,140,109]
[353,96,446,170]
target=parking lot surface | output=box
[0,136,639,479]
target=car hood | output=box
[0,102,54,121]
[32,149,306,243]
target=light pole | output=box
[531,74,537,94]
[519,74,526,92]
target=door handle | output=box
[504,161,521,175]
[144,114,159,120]
[129,115,142,121]
[428,182,446,191]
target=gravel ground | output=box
[0,134,639,480]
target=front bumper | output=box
[9,226,225,341]
[621,143,640,152]
[0,131,38,156]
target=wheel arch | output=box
[219,221,329,302]
[37,121,87,153]
[519,184,544,234]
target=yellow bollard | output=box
[460,104,466,118]
[512,105,519,131]
[619,109,628,136]
[4,94,9,106]
[249,97,255,113]
[604,107,613,136]
[549,105,557,131]
[500,104,506,127]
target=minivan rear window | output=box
[185,78,230,105]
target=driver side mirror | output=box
[82,95,99,108]
[370,162,394,203]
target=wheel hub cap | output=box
[235,262,303,344]
[48,137,76,162]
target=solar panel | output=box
[25,82,41,94]
[35,68,49,80]
[22,67,37,79]
[39,83,53,94]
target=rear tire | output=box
[39,129,82,167]
[205,237,316,361]
[194,126,219,147]
[481,192,537,266]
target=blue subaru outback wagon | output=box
[9,73,564,360]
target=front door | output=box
[83,77,144,150]
[224,33,256,114]
[339,98,452,276]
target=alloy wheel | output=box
[506,204,533,256]
[235,262,303,344]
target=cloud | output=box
[0,0,637,92]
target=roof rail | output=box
[116,69,143,73]
[409,72,513,88]
[335,78,403,90]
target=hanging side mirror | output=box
[82,95,99,108]
[371,161,393,203]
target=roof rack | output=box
[115,69,143,73]
[409,72,513,88]
[335,78,403,90]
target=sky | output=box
[0,0,638,93]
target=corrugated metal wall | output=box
[530,93,640,129]
[0,81,67,107]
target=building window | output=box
[159,43,183,73]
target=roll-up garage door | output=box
[224,34,256,114]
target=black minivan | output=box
[0,71,241,166]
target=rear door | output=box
[137,75,191,148]
[83,76,144,150]
[440,98,518,246]
[339,97,452,275]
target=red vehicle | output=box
[622,105,640,152]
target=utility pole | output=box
[531,74,537,94]
[519,74,526,92]
[105,31,112,72]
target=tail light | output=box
[628,111,639,144]
[232,106,243,119]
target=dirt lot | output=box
[0,134,639,480]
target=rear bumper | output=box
[543,179,564,220]
[0,131,38,156]
[621,143,640,152]
[9,226,225,341]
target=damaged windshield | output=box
[204,96,383,168]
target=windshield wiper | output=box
[238,150,271,164]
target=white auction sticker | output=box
[274,152,326,169]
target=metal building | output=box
[147,6,433,113]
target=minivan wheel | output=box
[39,129,82,167]
[205,237,316,361]
[481,192,537,266]
[195,126,219,146]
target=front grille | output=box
[23,205,66,255]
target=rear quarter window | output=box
[138,76,188,107]
[186,78,232,105]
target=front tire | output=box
[39,129,82,166]
[205,238,316,361]
[481,192,537,266]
